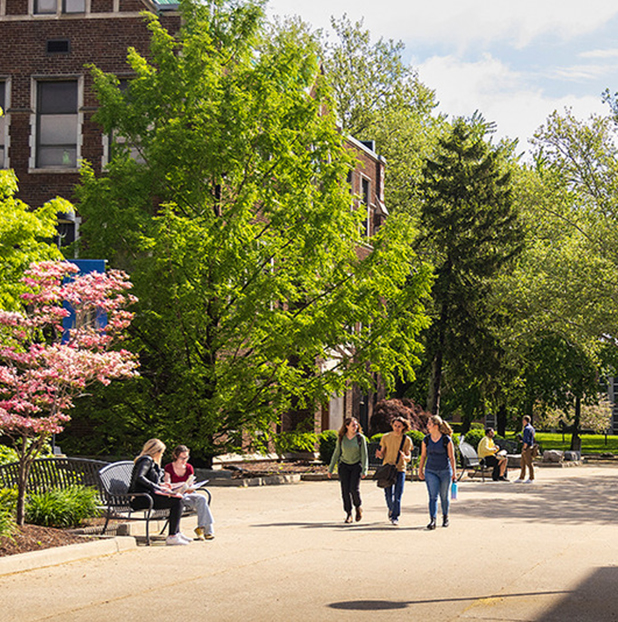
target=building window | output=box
[0,82,5,169]
[36,81,78,169]
[361,177,370,237]
[34,0,85,14]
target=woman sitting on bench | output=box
[164,445,215,540]
[129,438,190,546]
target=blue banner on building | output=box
[62,259,107,342]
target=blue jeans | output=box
[425,468,452,519]
[383,471,406,520]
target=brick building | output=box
[0,0,388,435]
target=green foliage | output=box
[417,115,525,419]
[469,422,485,430]
[318,430,338,465]
[25,486,100,529]
[320,15,443,217]
[73,0,432,459]
[273,432,318,455]
[407,429,425,449]
[0,488,17,539]
[0,170,65,311]
[0,445,18,466]
[463,428,485,449]
[369,433,384,444]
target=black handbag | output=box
[374,435,407,488]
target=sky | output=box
[266,0,618,156]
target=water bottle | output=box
[451,481,458,500]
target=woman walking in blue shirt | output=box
[328,417,369,523]
[419,415,457,530]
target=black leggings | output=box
[338,462,362,514]
[131,494,183,535]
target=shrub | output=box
[0,488,17,540]
[463,428,485,449]
[407,430,425,449]
[25,485,100,528]
[318,430,338,465]
[0,445,18,466]
[274,431,318,455]
[369,398,430,435]
[470,422,485,430]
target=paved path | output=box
[3,465,618,622]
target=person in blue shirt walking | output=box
[515,415,536,483]
[419,415,457,530]
[328,417,369,523]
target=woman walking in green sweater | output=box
[328,417,369,523]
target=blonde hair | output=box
[429,415,453,436]
[136,438,166,465]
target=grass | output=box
[503,432,618,454]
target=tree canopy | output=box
[71,0,433,458]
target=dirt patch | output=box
[0,524,86,558]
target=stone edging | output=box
[0,536,137,577]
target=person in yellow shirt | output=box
[477,428,508,481]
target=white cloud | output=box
[580,49,618,59]
[416,54,608,151]
[267,0,618,49]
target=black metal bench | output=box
[98,461,212,545]
[0,457,110,502]
[457,442,492,481]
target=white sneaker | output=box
[513,479,524,483]
[166,533,190,546]
[524,479,534,484]
[391,518,399,526]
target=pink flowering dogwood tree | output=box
[0,261,138,525]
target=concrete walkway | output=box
[3,464,618,622]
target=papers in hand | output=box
[169,475,209,494]
[497,449,507,457]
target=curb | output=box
[209,474,302,487]
[0,536,137,577]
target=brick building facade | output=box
[0,1,388,435]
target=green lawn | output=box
[505,432,618,454]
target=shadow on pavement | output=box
[455,474,618,525]
[328,590,570,611]
[251,521,426,531]
[536,566,618,622]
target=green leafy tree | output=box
[71,0,433,460]
[418,116,525,418]
[0,170,66,310]
[320,15,444,216]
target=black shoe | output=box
[427,518,436,530]
[344,513,352,523]
[355,507,362,522]
[500,476,509,481]
[442,515,449,528]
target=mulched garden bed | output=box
[224,460,329,478]
[0,524,86,558]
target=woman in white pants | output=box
[164,445,215,540]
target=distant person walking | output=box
[515,415,536,483]
[419,415,457,530]
[375,417,412,526]
[328,417,369,523]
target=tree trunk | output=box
[16,454,32,526]
[570,394,582,452]
[497,403,507,437]
[427,303,448,416]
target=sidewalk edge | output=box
[0,536,137,577]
